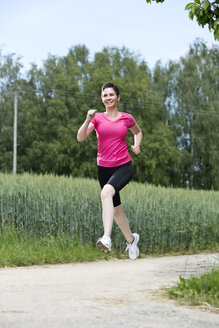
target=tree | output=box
[155,39,219,190]
[1,43,218,189]
[145,0,219,41]
[22,45,94,176]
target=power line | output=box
[4,85,219,114]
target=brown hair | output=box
[101,82,120,97]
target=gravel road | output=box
[0,253,218,328]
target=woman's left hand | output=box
[131,145,141,155]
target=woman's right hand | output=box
[87,109,97,122]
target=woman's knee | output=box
[101,184,115,201]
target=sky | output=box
[0,0,218,73]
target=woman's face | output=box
[101,87,120,108]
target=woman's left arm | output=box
[129,123,143,155]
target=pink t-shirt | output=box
[91,112,136,167]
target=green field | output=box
[0,173,218,254]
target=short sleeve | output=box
[91,116,97,128]
[127,114,136,128]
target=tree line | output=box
[0,39,218,190]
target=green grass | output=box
[0,226,123,267]
[165,267,219,308]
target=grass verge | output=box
[0,227,123,267]
[165,267,219,309]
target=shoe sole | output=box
[129,246,139,260]
[96,241,111,253]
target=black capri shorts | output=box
[97,161,134,207]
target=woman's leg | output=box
[114,204,140,260]
[114,204,134,244]
[97,163,137,254]
[100,184,115,238]
[100,162,133,240]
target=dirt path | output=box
[0,253,218,328]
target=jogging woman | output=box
[77,82,142,260]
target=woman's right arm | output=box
[77,109,97,142]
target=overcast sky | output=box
[1,0,217,72]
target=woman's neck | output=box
[105,106,119,118]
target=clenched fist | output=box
[87,109,97,122]
[131,145,141,155]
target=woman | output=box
[77,82,142,260]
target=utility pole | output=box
[13,91,18,174]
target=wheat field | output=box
[0,173,218,253]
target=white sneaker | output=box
[96,236,112,253]
[125,233,140,260]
